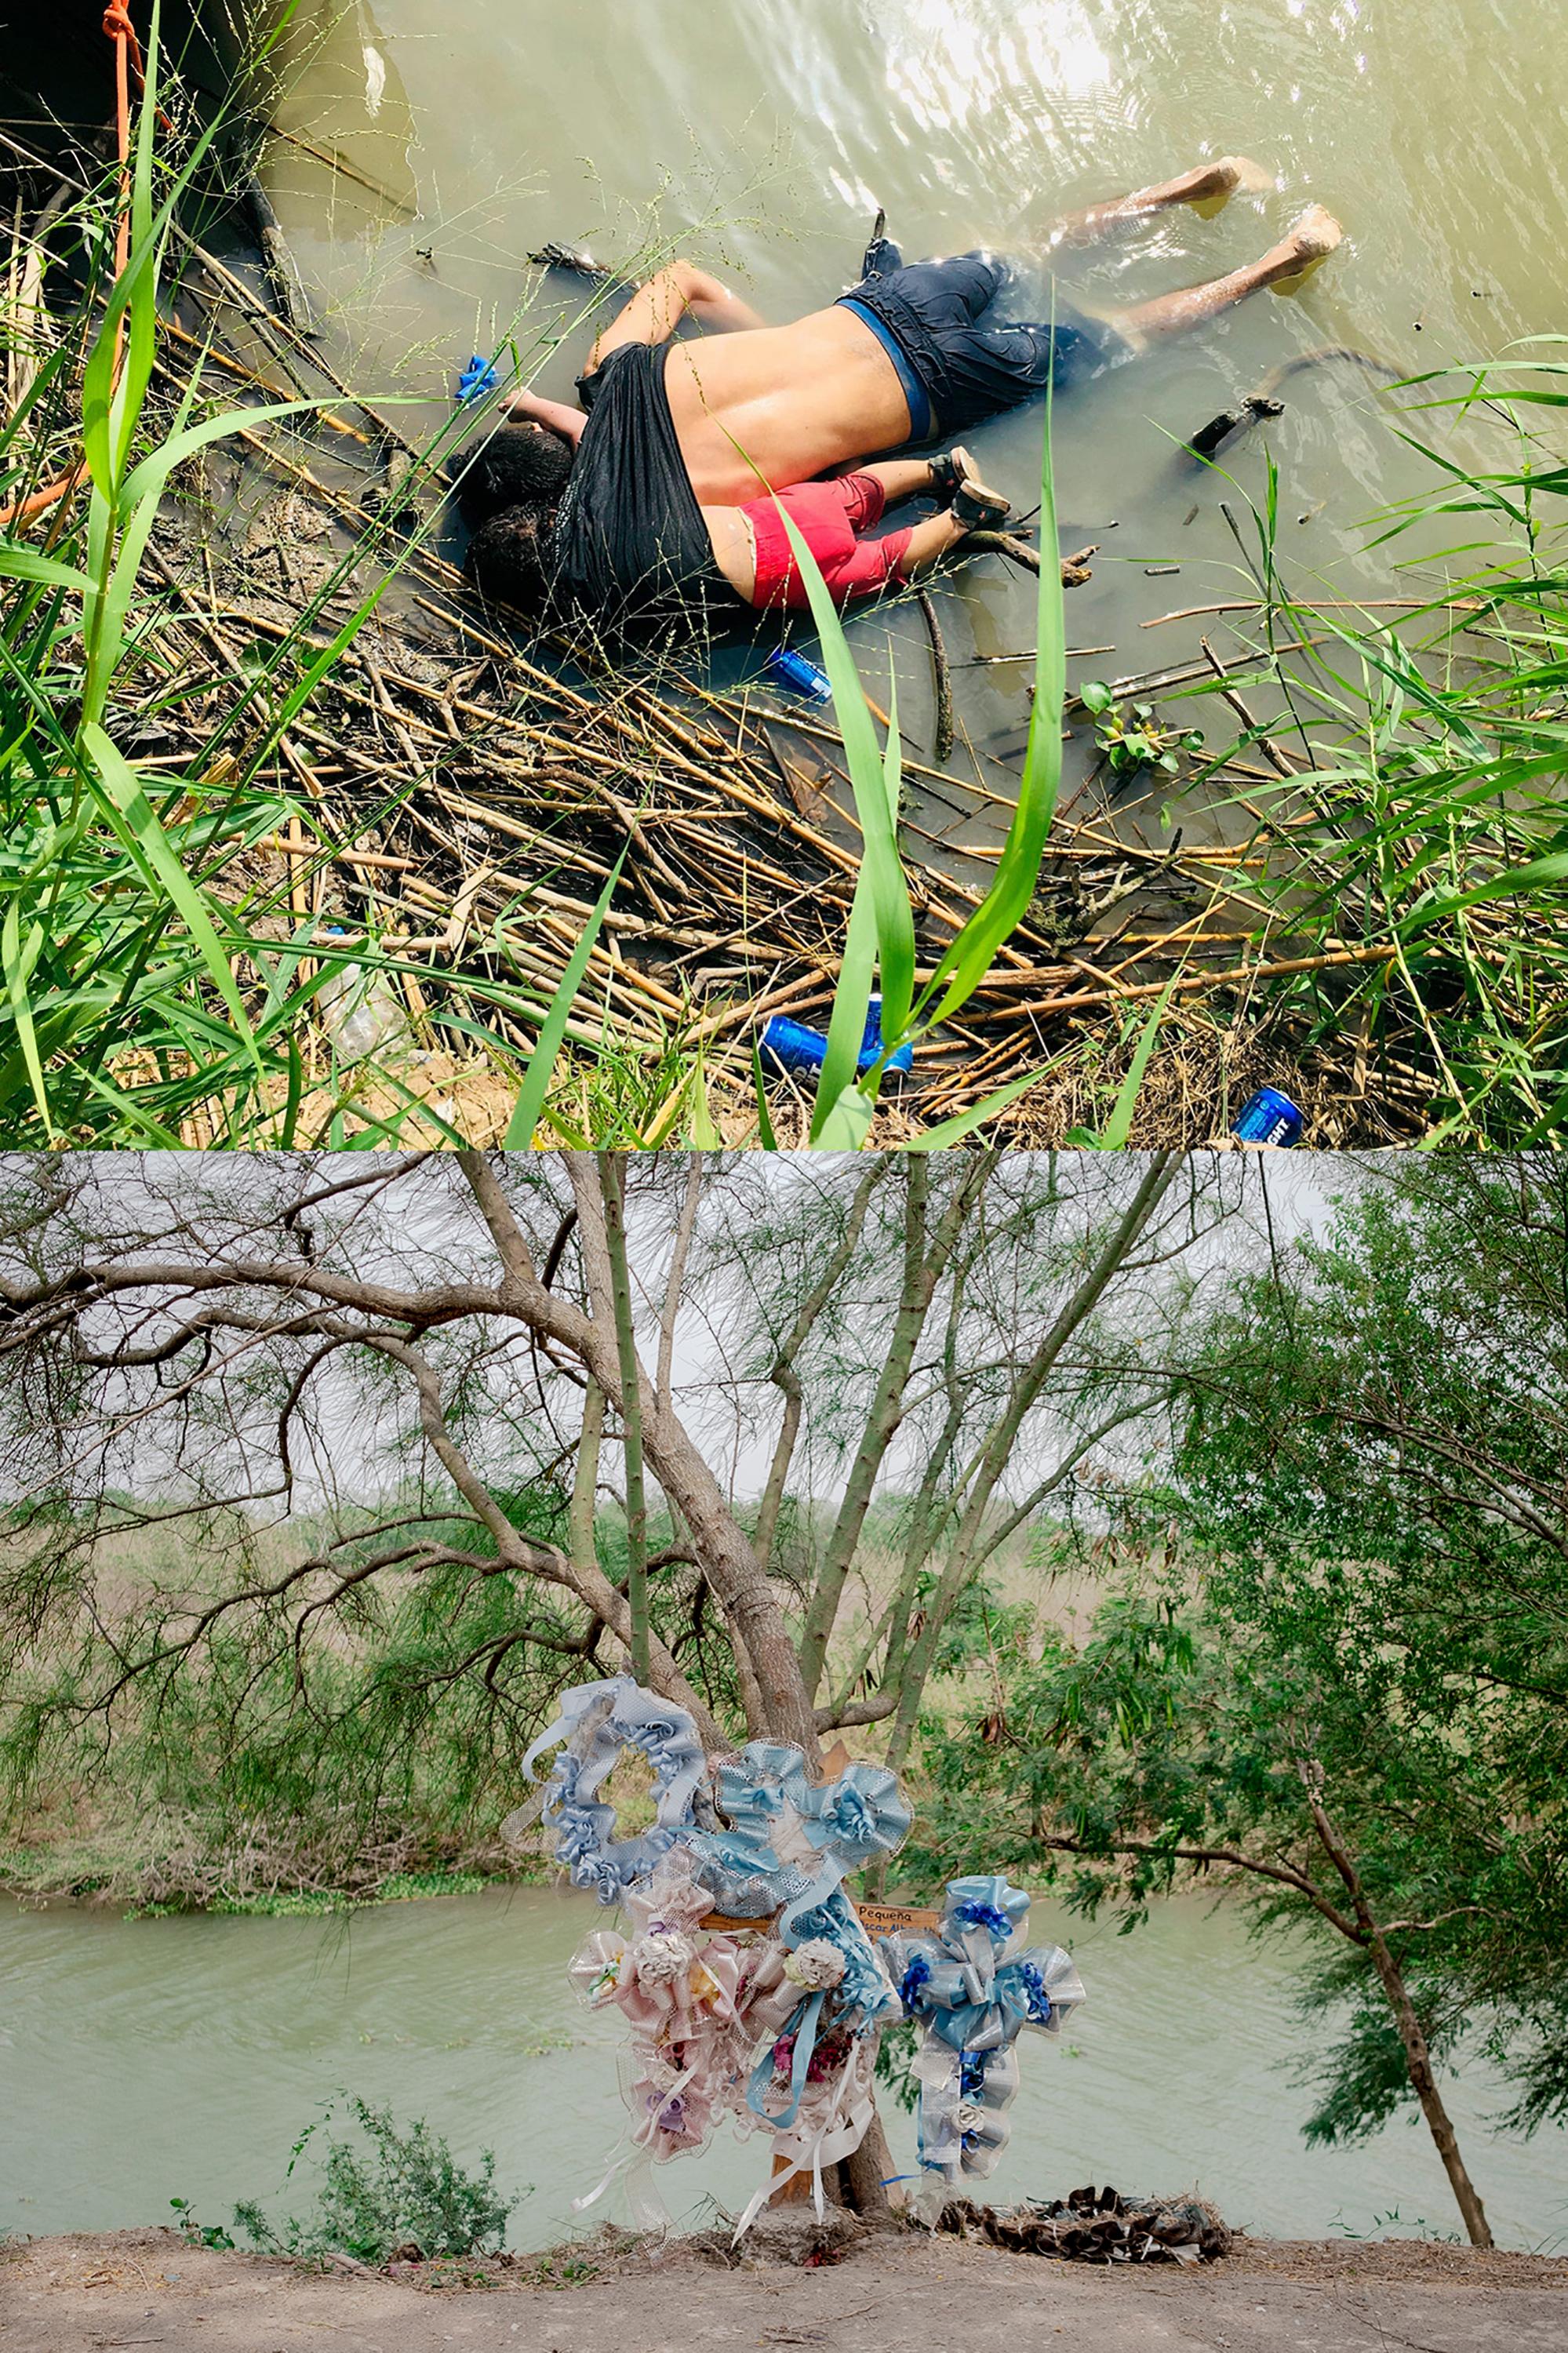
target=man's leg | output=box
[1108,205,1343,349]
[1046,156,1274,250]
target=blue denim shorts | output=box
[837,250,1121,436]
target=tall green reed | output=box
[0,9,610,1149]
[767,388,1068,1151]
[1183,351,1568,1145]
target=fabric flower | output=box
[781,1937,846,1990]
[629,1930,697,1986]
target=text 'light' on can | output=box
[1232,1086,1304,1147]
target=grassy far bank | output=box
[0,1482,1053,1915]
[0,1835,496,1915]
[3,33,1567,1144]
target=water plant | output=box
[1076,680,1204,782]
[0,13,613,1149]
[762,384,1068,1150]
[1180,363,1568,1144]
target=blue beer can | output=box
[759,995,913,1080]
[763,645,834,704]
[1233,1085,1304,1147]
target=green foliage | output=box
[0,31,606,1147]
[872,2016,921,2113]
[1078,680,1202,780]
[169,2197,235,2250]
[776,391,1067,1149]
[234,2097,522,2264]
[192,1870,489,1918]
[1160,1157,1568,2134]
[0,1482,748,1900]
[1190,362,1568,1144]
[1061,978,1177,1148]
[913,1566,1031,1684]
[915,1159,1568,2196]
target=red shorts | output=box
[744,474,915,610]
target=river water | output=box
[255,0,1563,802]
[3,1886,1563,2250]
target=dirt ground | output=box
[3,2226,1566,2353]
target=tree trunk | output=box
[835,2111,899,2219]
[753,1162,886,1575]
[569,1379,605,1591]
[1303,1782,1493,2249]
[469,1153,893,2208]
[886,1155,1181,1772]
[600,1156,650,1684]
[799,1157,996,1701]
[1362,1918,1494,2249]
[553,1152,824,1759]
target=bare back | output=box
[661,307,913,503]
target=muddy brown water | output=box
[249,0,1564,849]
[3,1886,1563,2250]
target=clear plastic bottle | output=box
[317,939,406,1064]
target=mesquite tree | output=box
[0,1147,1235,2208]
[915,1155,1568,2248]
[690,1150,1239,1767]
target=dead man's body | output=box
[472,160,1342,620]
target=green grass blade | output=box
[904,1070,1044,1148]
[1,897,54,1142]
[0,550,92,591]
[116,400,322,518]
[773,501,916,1046]
[1096,979,1177,1149]
[915,393,1065,1031]
[809,866,878,1144]
[751,1042,779,1151]
[81,723,262,1078]
[810,1080,877,1151]
[1402,851,1568,936]
[501,849,626,1147]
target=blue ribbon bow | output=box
[690,1742,910,1918]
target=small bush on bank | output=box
[234,2097,524,2265]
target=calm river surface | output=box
[259,0,1563,789]
[3,1886,1563,2250]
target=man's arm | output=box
[501,386,587,445]
[587,260,766,371]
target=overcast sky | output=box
[5,1151,1366,1519]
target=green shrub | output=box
[235,2097,523,2264]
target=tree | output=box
[0,1147,1230,2209]
[689,1150,1237,1763]
[917,1157,1568,2247]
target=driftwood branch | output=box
[962,531,1098,586]
[913,587,955,763]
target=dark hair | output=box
[464,499,558,613]
[449,423,574,526]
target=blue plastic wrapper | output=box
[456,352,500,405]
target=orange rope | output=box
[0,7,138,530]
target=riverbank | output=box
[5,2226,1565,2353]
[5,86,1553,1155]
